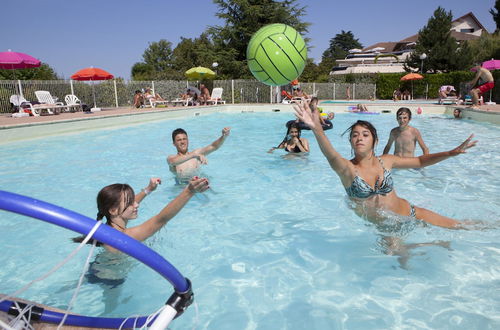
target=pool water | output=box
[0,112,499,329]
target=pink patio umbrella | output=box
[0,50,41,107]
[481,59,500,71]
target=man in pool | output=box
[383,107,429,157]
[167,127,231,184]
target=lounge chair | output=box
[64,94,84,112]
[9,95,30,117]
[439,96,459,105]
[10,94,59,117]
[205,87,226,105]
[170,96,193,106]
[146,97,170,108]
[35,91,67,114]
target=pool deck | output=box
[0,101,499,129]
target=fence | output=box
[0,80,377,114]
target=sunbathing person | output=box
[293,87,309,100]
[438,85,457,104]
[133,90,144,108]
[144,88,166,102]
[199,84,211,104]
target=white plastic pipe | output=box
[149,306,178,330]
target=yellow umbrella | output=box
[185,66,216,80]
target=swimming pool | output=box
[1,111,499,329]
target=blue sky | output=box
[2,0,496,79]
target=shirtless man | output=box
[199,84,210,104]
[383,107,429,157]
[470,64,494,107]
[167,127,231,184]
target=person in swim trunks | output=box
[470,64,495,107]
[268,121,309,153]
[294,100,477,228]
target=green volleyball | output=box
[247,24,307,86]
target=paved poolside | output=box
[0,102,499,129]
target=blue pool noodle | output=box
[0,190,191,328]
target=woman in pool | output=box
[293,101,477,228]
[74,176,209,251]
[268,121,310,153]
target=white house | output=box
[331,12,487,75]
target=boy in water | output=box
[383,107,429,157]
[167,127,231,184]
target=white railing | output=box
[0,80,377,113]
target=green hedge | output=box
[331,71,500,102]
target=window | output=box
[460,28,474,33]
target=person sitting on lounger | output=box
[438,85,457,104]
[144,88,166,102]
[198,84,210,104]
[293,87,309,100]
[133,90,144,108]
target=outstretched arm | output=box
[135,178,161,203]
[167,152,207,168]
[383,130,395,155]
[415,129,429,155]
[293,101,351,179]
[127,177,209,241]
[470,70,481,87]
[390,134,477,169]
[197,127,231,156]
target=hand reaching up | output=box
[146,178,161,192]
[188,176,210,193]
[293,100,321,130]
[450,134,478,156]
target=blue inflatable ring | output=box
[0,190,191,328]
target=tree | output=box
[466,32,500,63]
[322,30,362,62]
[0,63,59,80]
[405,7,472,73]
[208,0,310,79]
[172,33,218,75]
[131,39,176,80]
[490,0,500,33]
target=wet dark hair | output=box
[342,120,378,149]
[72,184,135,244]
[396,107,412,119]
[172,128,187,143]
[278,122,303,149]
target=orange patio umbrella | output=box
[71,67,114,111]
[400,73,424,99]
[400,73,423,81]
